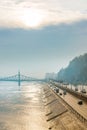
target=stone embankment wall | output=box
[43,85,87,130]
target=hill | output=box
[58,53,87,85]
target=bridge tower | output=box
[18,71,21,86]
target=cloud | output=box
[0,20,87,77]
[0,0,87,29]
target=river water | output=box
[0,82,48,130]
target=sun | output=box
[20,8,44,28]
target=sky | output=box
[0,0,87,78]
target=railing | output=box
[49,83,87,125]
[52,82,87,102]
[57,92,87,125]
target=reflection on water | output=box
[0,82,48,130]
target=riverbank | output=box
[43,84,87,130]
[0,82,87,130]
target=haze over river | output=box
[0,82,48,130]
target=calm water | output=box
[0,82,48,130]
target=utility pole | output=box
[18,71,21,86]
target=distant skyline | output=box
[0,0,87,78]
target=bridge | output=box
[0,71,43,86]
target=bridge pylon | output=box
[18,71,21,86]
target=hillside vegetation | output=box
[58,53,87,84]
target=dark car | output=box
[59,93,62,95]
[55,88,59,93]
[81,89,86,93]
[78,100,83,105]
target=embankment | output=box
[43,84,87,130]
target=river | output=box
[0,82,48,130]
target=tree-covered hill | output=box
[58,53,87,84]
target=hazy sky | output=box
[0,0,87,78]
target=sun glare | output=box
[20,8,44,28]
